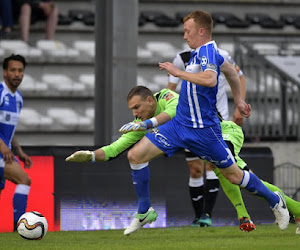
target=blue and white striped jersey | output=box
[0,81,23,149]
[174,41,225,128]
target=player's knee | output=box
[188,161,203,177]
[127,149,139,164]
[18,173,31,186]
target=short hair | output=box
[183,10,213,36]
[127,86,154,102]
[3,54,27,70]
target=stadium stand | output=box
[0,0,298,146]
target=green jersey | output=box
[221,120,247,169]
[101,89,179,161]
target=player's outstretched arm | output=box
[66,149,106,163]
[65,150,95,162]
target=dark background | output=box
[23,146,274,227]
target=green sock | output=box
[262,180,300,219]
[214,169,250,219]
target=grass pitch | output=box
[1,224,300,249]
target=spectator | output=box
[12,0,58,43]
[0,0,14,39]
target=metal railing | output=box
[274,162,300,201]
[234,37,300,141]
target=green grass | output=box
[1,224,300,250]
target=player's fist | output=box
[65,150,93,162]
[119,122,147,133]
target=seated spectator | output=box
[13,0,58,43]
[0,0,14,39]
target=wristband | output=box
[91,151,96,163]
[144,118,158,129]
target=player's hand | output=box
[119,121,147,133]
[158,62,181,77]
[237,100,251,118]
[18,151,33,169]
[65,150,94,162]
[233,107,244,126]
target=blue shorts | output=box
[0,158,5,189]
[146,119,234,168]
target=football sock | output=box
[262,180,300,219]
[189,176,204,219]
[240,171,279,208]
[214,168,250,219]
[13,184,30,224]
[132,166,150,214]
[203,171,219,216]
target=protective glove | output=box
[65,150,95,162]
[119,121,148,133]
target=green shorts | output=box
[221,120,247,169]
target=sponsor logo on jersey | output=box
[4,96,9,106]
[201,56,207,66]
[207,63,217,71]
[155,133,170,147]
[162,92,174,101]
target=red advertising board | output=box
[0,156,55,233]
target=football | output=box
[17,211,48,240]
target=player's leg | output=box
[199,162,219,227]
[124,136,165,235]
[125,120,184,235]
[220,163,289,230]
[213,167,255,231]
[4,160,31,231]
[185,152,205,226]
[199,124,289,230]
[260,180,300,219]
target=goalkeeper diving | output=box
[66,86,300,235]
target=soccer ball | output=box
[17,211,48,240]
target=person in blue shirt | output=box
[0,54,33,231]
[119,10,289,235]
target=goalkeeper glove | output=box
[119,118,158,133]
[65,150,96,163]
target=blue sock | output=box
[132,166,150,214]
[13,193,28,223]
[13,184,30,223]
[240,171,279,208]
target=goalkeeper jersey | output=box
[101,88,178,161]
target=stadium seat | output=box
[18,108,53,131]
[280,14,300,25]
[73,40,95,58]
[58,13,73,25]
[175,11,191,24]
[68,9,94,22]
[140,10,166,23]
[252,43,280,55]
[0,40,29,54]
[212,12,250,28]
[154,15,180,27]
[245,13,284,29]
[47,107,79,130]
[137,46,153,59]
[78,73,94,96]
[85,107,94,119]
[19,74,36,95]
[145,41,178,58]
[137,75,148,86]
[42,74,76,96]
[36,40,79,60]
